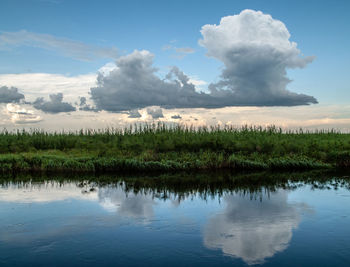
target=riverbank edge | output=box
[0,153,342,173]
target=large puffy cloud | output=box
[33,93,76,113]
[1,11,317,115]
[203,190,303,265]
[91,24,316,112]
[0,86,24,103]
[90,50,215,111]
[199,9,317,106]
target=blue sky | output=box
[0,0,349,129]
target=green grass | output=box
[0,124,349,173]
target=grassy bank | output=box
[0,125,349,173]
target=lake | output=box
[0,172,350,266]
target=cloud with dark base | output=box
[90,10,317,111]
[171,114,182,119]
[79,96,96,111]
[199,9,317,106]
[33,93,76,113]
[90,50,217,111]
[0,86,25,103]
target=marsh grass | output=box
[0,124,348,172]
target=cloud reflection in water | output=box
[98,187,155,221]
[203,190,304,265]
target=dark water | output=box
[0,172,350,266]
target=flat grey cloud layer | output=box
[0,86,25,103]
[0,30,118,61]
[90,10,317,111]
[33,93,76,113]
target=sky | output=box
[0,0,349,131]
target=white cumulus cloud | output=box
[199,9,317,106]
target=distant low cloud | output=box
[199,9,317,106]
[0,30,118,61]
[128,109,142,118]
[147,107,164,119]
[171,114,182,119]
[33,93,76,113]
[0,86,24,103]
[0,73,96,103]
[6,103,42,124]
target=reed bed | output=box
[0,124,349,173]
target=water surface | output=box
[0,173,350,266]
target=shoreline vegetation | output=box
[1,171,350,200]
[0,124,350,173]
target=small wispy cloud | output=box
[175,47,195,54]
[0,30,118,61]
[162,42,195,59]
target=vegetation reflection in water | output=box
[0,171,349,266]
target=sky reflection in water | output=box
[0,177,349,266]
